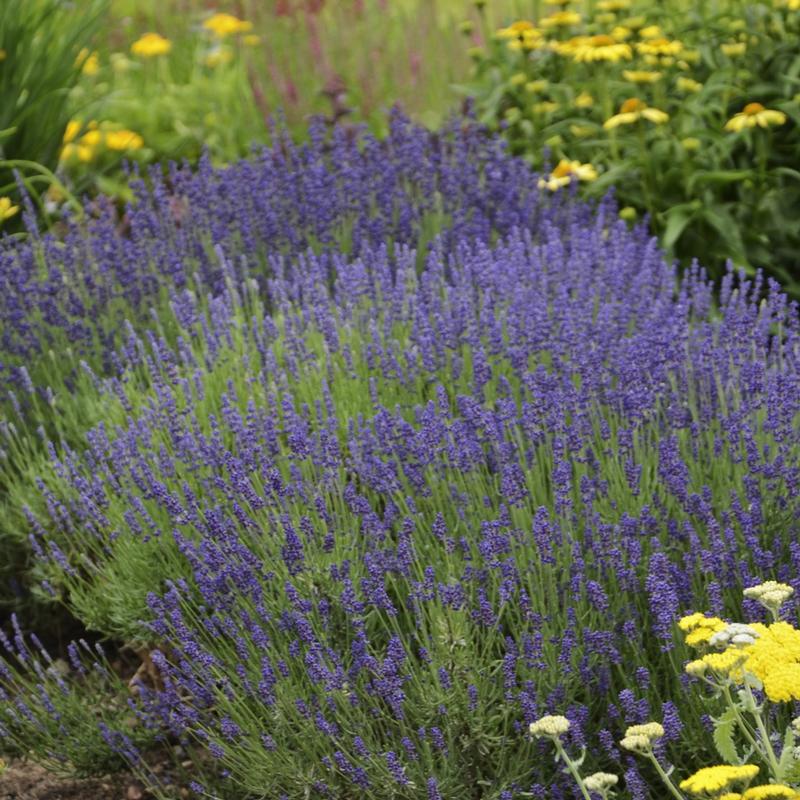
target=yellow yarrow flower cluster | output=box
[742,786,800,799]
[131,32,172,58]
[680,765,760,796]
[678,613,728,646]
[742,621,800,701]
[202,13,253,38]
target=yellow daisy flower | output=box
[130,32,172,58]
[0,197,20,223]
[541,10,582,27]
[203,12,253,38]
[637,36,683,56]
[622,69,662,83]
[538,159,598,190]
[572,34,632,62]
[724,102,786,132]
[604,97,669,128]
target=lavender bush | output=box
[1,116,799,798]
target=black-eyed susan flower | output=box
[622,69,662,83]
[203,12,253,38]
[0,197,19,224]
[131,32,172,58]
[572,34,632,62]
[538,159,597,190]
[680,765,760,797]
[724,102,786,132]
[604,97,669,128]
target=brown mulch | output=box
[0,761,149,800]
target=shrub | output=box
[460,0,800,292]
[4,134,800,795]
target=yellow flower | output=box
[104,129,144,151]
[604,97,668,128]
[532,101,559,114]
[721,41,747,56]
[203,12,253,38]
[701,648,748,678]
[624,722,664,741]
[63,120,82,144]
[80,130,103,148]
[622,69,662,83]
[131,32,172,58]
[719,795,743,800]
[243,34,261,47]
[76,48,100,75]
[597,0,630,10]
[685,658,708,676]
[681,137,701,151]
[541,10,582,27]
[677,77,702,93]
[510,72,527,87]
[570,123,595,137]
[637,37,683,55]
[496,20,536,38]
[639,24,662,38]
[619,206,637,220]
[575,91,594,108]
[0,197,19,223]
[571,34,632,62]
[538,159,597,190]
[725,102,786,132]
[525,80,549,93]
[742,787,800,800]
[680,765,760,796]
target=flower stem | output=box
[554,740,593,800]
[646,751,687,800]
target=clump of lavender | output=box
[1,118,800,797]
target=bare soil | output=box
[0,761,149,800]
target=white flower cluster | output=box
[529,715,571,738]
[584,772,619,792]
[744,580,794,612]
[709,622,760,649]
[619,722,664,752]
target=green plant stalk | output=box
[645,750,687,800]
[553,739,593,800]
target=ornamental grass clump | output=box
[2,135,800,795]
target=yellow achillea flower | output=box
[624,722,664,740]
[622,69,662,83]
[680,765,759,796]
[575,91,594,108]
[571,34,632,62]
[719,795,743,800]
[0,197,20,223]
[604,97,668,128]
[685,658,708,676]
[701,648,748,679]
[104,129,144,151]
[538,159,597,191]
[678,613,727,642]
[725,103,787,132]
[677,77,702,93]
[203,12,253,37]
[541,10,582,27]
[721,41,747,56]
[131,32,172,58]
[742,786,800,799]
[637,36,683,55]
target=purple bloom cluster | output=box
[3,116,800,797]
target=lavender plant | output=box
[7,177,800,796]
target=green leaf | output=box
[661,203,699,252]
[713,707,740,764]
[688,169,754,193]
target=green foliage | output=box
[461,0,800,293]
[0,0,106,218]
